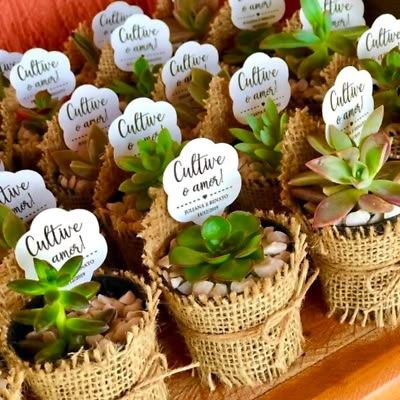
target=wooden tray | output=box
[160,283,400,400]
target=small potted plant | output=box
[141,199,316,388]
[230,98,288,212]
[2,255,168,399]
[280,105,400,326]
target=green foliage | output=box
[51,124,108,180]
[260,0,367,78]
[360,47,400,117]
[0,204,26,251]
[71,32,100,67]
[117,128,184,211]
[169,211,264,283]
[108,56,161,103]
[8,256,109,363]
[230,98,288,175]
[16,91,63,135]
[289,106,400,227]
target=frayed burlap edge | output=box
[2,273,166,400]
[0,367,24,400]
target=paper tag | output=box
[229,0,285,30]
[0,170,57,223]
[15,208,107,288]
[322,66,374,145]
[162,41,221,105]
[163,138,241,224]
[92,1,144,49]
[9,48,76,108]
[357,14,400,62]
[111,14,172,71]
[229,52,290,125]
[0,50,22,79]
[300,0,365,31]
[58,84,121,153]
[109,97,181,159]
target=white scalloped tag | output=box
[15,208,107,288]
[58,84,121,153]
[163,138,242,225]
[161,41,221,104]
[92,1,144,49]
[300,0,365,31]
[0,50,22,79]
[229,52,290,125]
[111,14,172,71]
[229,0,285,30]
[0,170,56,222]
[322,66,374,145]
[357,14,400,62]
[9,48,76,108]
[109,97,181,159]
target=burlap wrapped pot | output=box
[387,123,400,159]
[280,107,400,327]
[0,367,24,400]
[141,199,316,389]
[2,272,168,400]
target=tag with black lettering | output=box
[0,50,22,79]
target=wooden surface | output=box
[160,283,400,400]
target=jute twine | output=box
[279,108,400,327]
[206,2,238,52]
[142,206,316,389]
[95,43,130,88]
[2,272,169,400]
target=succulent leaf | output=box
[34,338,67,364]
[306,155,353,185]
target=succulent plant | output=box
[71,32,100,67]
[0,204,26,251]
[8,256,112,363]
[289,106,400,227]
[260,0,367,78]
[360,47,400,118]
[51,124,108,181]
[169,211,264,283]
[107,56,160,105]
[117,128,184,211]
[16,91,64,135]
[230,98,288,176]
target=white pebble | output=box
[162,270,170,284]
[210,283,228,297]
[274,251,290,263]
[264,242,287,256]
[158,255,170,268]
[263,226,274,236]
[192,281,214,296]
[369,213,384,224]
[345,210,371,226]
[231,278,255,293]
[177,281,192,295]
[254,257,285,278]
[267,231,289,244]
[119,291,136,305]
[384,205,400,220]
[170,276,183,289]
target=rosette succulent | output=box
[169,211,264,283]
[0,204,26,251]
[117,128,184,211]
[230,98,288,175]
[289,106,400,227]
[260,0,367,78]
[8,256,112,363]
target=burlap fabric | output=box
[387,123,400,159]
[3,272,168,400]
[280,108,400,327]
[0,367,24,400]
[94,43,130,88]
[0,87,16,171]
[142,206,316,388]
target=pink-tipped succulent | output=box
[289,106,400,228]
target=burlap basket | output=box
[280,108,400,327]
[2,272,169,400]
[38,116,95,211]
[386,123,400,159]
[0,367,24,400]
[141,199,316,388]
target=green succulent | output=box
[260,0,367,79]
[8,256,112,363]
[71,32,100,67]
[51,124,108,181]
[230,98,288,175]
[169,211,264,283]
[289,106,400,228]
[0,204,26,251]
[117,128,184,211]
[16,91,64,135]
[360,47,400,118]
[107,56,161,104]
